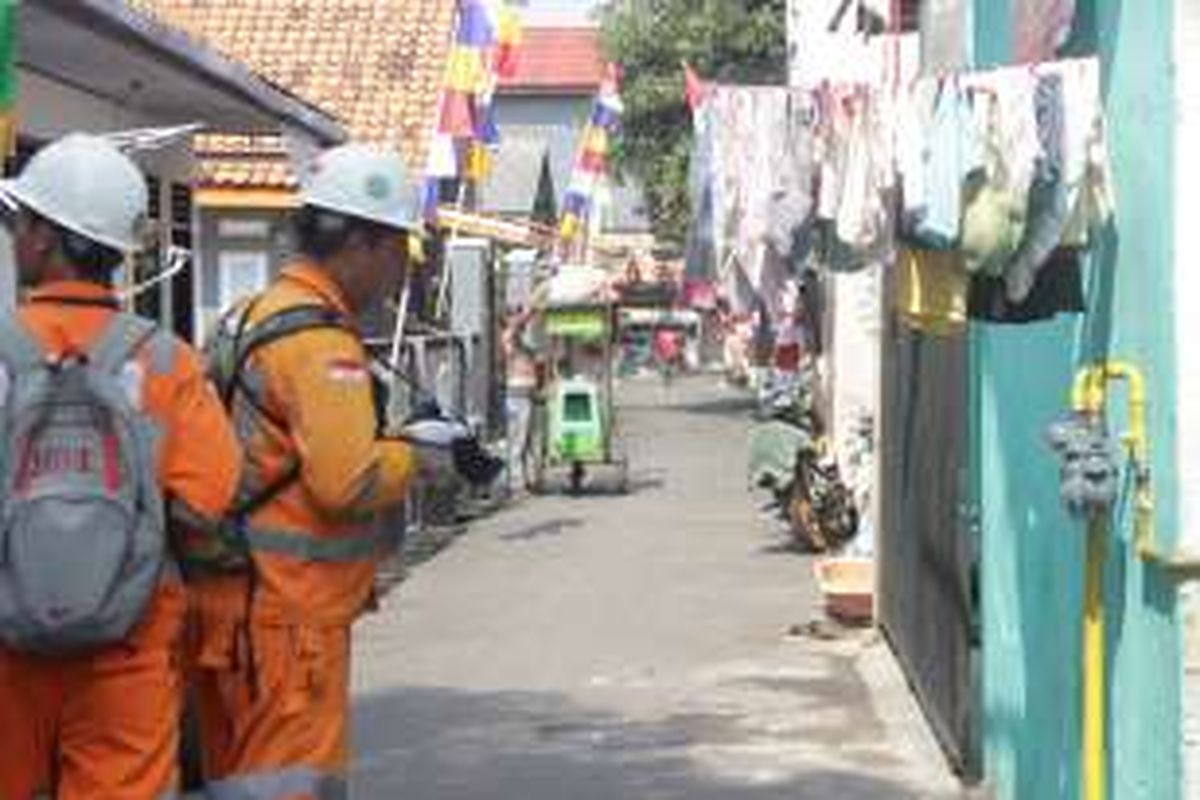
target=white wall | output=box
[785,1,918,555]
[16,68,165,139]
[829,268,882,497]
[0,70,194,312]
[1174,0,1200,558]
[1175,0,1200,796]
[919,0,971,73]
[787,0,908,85]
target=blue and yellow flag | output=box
[559,65,624,242]
[422,0,523,220]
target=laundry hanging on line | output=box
[689,55,1114,330]
[701,85,820,321]
[698,83,896,319]
[896,57,1114,303]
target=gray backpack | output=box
[0,313,168,653]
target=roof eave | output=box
[39,0,346,145]
[195,186,299,209]
[497,85,600,97]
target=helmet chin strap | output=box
[118,247,190,302]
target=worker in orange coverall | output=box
[187,143,457,800]
[0,134,241,799]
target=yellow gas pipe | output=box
[1069,362,1200,800]
[1095,363,1200,574]
[1071,365,1107,800]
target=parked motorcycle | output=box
[749,368,858,553]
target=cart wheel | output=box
[523,403,547,494]
[607,417,630,495]
[528,457,546,495]
[615,458,630,495]
[527,446,546,494]
[569,461,585,495]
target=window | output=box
[217,250,268,311]
[146,176,162,221]
[563,391,593,423]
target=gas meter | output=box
[1045,412,1122,520]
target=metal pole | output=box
[385,281,412,419]
[436,179,470,319]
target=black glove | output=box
[452,435,505,487]
[398,415,504,488]
[371,372,391,435]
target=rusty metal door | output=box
[877,277,981,780]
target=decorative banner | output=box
[0,2,17,159]
[683,61,711,111]
[559,65,623,243]
[422,0,522,220]
[463,140,492,181]
[495,4,523,77]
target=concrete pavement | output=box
[350,375,966,799]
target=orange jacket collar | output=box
[25,280,118,304]
[281,262,352,315]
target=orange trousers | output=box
[0,591,184,800]
[189,618,351,800]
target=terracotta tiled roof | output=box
[130,0,457,189]
[499,27,605,94]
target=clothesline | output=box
[687,54,1114,329]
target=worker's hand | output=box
[451,435,506,486]
[398,417,504,487]
[400,418,465,486]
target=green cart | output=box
[524,302,629,494]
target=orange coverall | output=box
[188,262,415,799]
[0,281,241,800]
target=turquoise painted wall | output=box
[973,2,1182,799]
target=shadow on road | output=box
[496,517,587,542]
[673,394,759,418]
[524,470,667,498]
[758,540,813,557]
[352,685,930,800]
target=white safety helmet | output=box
[0,133,148,253]
[299,143,421,233]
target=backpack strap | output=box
[236,305,352,368]
[88,313,160,375]
[228,304,353,424]
[227,304,353,514]
[0,315,45,373]
[143,331,177,376]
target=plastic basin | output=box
[813,557,875,624]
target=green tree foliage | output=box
[599,0,787,244]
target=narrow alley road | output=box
[350,376,962,799]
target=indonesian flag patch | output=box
[325,358,369,384]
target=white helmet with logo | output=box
[299,143,421,233]
[0,133,148,252]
